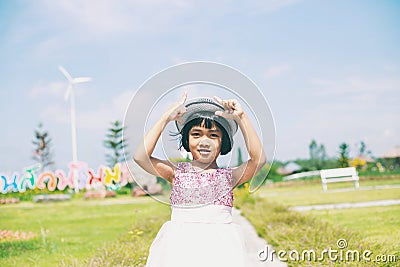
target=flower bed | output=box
[0,230,36,242]
[0,198,20,204]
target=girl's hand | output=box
[165,91,188,124]
[213,96,244,122]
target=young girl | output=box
[134,92,266,267]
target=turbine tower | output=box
[59,66,91,192]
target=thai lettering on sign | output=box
[0,162,134,194]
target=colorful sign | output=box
[0,162,134,194]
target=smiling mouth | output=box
[198,149,211,156]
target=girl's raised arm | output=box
[214,97,266,187]
[134,92,187,182]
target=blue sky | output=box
[0,0,399,172]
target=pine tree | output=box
[104,120,127,167]
[32,123,55,170]
[338,142,350,168]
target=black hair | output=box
[177,116,232,155]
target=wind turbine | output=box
[59,66,91,192]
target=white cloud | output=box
[35,0,190,38]
[40,105,69,125]
[30,81,66,98]
[383,128,395,139]
[284,95,400,159]
[2,0,304,61]
[383,64,398,72]
[262,64,291,79]
[310,76,400,95]
[270,72,400,160]
[76,90,135,129]
[114,90,135,116]
[245,0,301,14]
[15,0,302,49]
[40,89,135,129]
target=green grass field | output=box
[0,197,170,267]
[306,205,400,250]
[237,197,400,267]
[1,175,399,266]
[236,176,400,266]
[256,177,400,206]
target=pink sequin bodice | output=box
[170,162,233,207]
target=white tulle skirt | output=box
[145,205,247,267]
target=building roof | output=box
[383,146,400,158]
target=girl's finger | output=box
[228,101,234,110]
[215,110,229,117]
[213,96,223,105]
[231,99,238,109]
[180,91,188,104]
[179,106,187,115]
[232,99,238,108]
[214,96,235,112]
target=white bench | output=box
[320,167,359,191]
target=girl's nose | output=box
[199,138,211,147]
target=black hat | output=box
[175,97,238,146]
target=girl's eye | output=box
[211,134,219,138]
[191,133,200,137]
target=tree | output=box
[359,141,367,155]
[308,139,328,169]
[236,147,247,188]
[351,141,373,171]
[356,141,372,157]
[32,123,55,170]
[309,140,318,160]
[338,142,350,167]
[237,147,243,166]
[104,120,127,167]
[319,144,327,161]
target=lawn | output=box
[306,205,400,251]
[235,175,400,267]
[256,177,400,206]
[236,194,400,267]
[0,196,170,267]
[1,175,399,267]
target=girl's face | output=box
[188,123,222,164]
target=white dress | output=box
[145,162,247,267]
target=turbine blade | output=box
[64,85,72,101]
[73,77,92,83]
[59,66,73,82]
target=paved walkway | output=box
[321,184,400,193]
[291,199,400,212]
[259,184,400,198]
[232,208,287,267]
